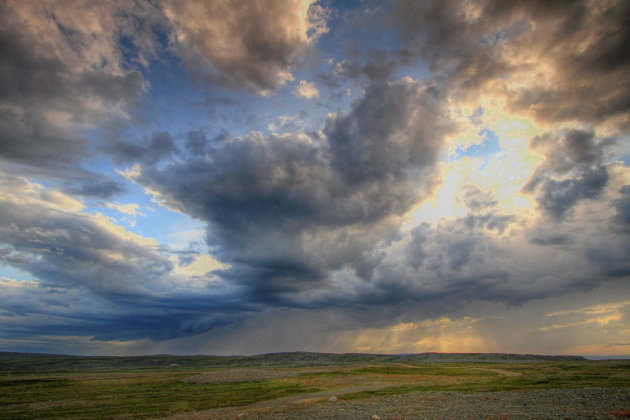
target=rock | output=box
[328,396,337,402]
[371,415,381,420]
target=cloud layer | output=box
[134,80,449,304]
[0,0,629,356]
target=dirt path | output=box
[164,366,521,419]
[470,367,522,377]
[164,388,630,420]
[165,383,401,419]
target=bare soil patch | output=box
[167,383,406,419]
[470,367,523,377]
[182,369,297,384]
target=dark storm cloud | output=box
[185,130,210,156]
[586,242,630,278]
[580,185,630,278]
[392,0,630,128]
[0,76,448,340]
[530,167,608,219]
[612,185,630,232]
[0,279,253,342]
[523,129,610,219]
[123,77,618,329]
[134,79,450,304]
[402,220,506,289]
[106,131,177,164]
[341,182,629,321]
[360,215,602,316]
[325,82,445,185]
[446,239,475,271]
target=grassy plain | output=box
[1,352,628,419]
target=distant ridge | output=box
[0,351,586,373]
[240,351,586,365]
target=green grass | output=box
[0,373,317,419]
[1,352,628,419]
[337,361,630,400]
[0,351,585,374]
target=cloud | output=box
[357,170,630,317]
[392,0,630,130]
[120,75,628,341]
[373,217,522,308]
[612,185,630,233]
[541,300,630,331]
[324,80,447,185]
[105,202,142,216]
[522,129,610,219]
[163,0,327,94]
[325,53,402,85]
[586,238,630,278]
[0,174,164,295]
[106,131,177,165]
[457,184,498,212]
[294,80,320,99]
[91,275,630,356]
[1,1,629,354]
[0,1,162,195]
[0,173,250,341]
[529,233,571,247]
[129,78,450,307]
[65,178,126,199]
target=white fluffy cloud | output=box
[295,80,320,99]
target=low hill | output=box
[0,351,585,373]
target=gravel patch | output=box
[174,388,630,419]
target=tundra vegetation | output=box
[1,352,628,419]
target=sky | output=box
[1,0,630,357]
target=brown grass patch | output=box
[182,369,296,384]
